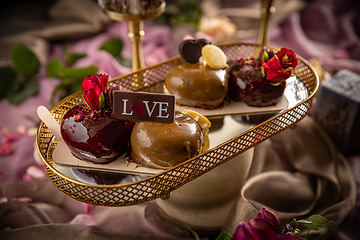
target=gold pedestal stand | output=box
[258,0,275,45]
[98,0,166,72]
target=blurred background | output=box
[0,0,359,239]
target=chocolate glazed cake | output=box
[129,110,211,169]
[165,39,229,109]
[228,47,298,107]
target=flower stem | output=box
[304,223,314,239]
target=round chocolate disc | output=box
[179,39,212,63]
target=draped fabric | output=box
[0,0,359,239]
[0,117,356,239]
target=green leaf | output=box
[100,38,124,57]
[309,215,335,227]
[98,93,106,109]
[67,78,83,95]
[296,220,312,225]
[50,82,66,106]
[216,231,232,240]
[11,42,40,78]
[262,51,269,62]
[288,218,297,229]
[260,66,266,76]
[270,81,282,86]
[164,4,180,15]
[0,67,18,99]
[8,82,39,104]
[187,229,200,240]
[47,60,64,78]
[309,215,327,224]
[58,66,98,81]
[119,57,132,68]
[296,220,320,231]
[65,52,87,65]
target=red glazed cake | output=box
[228,47,298,107]
[60,74,134,164]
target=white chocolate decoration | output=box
[201,45,228,69]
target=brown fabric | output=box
[0,116,356,240]
[223,116,356,239]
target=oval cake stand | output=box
[36,43,319,207]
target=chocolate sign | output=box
[113,91,175,123]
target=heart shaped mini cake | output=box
[165,39,229,109]
[60,74,134,164]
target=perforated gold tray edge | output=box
[36,43,319,206]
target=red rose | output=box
[81,74,108,110]
[261,48,298,83]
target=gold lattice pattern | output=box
[37,43,319,206]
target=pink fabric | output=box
[267,0,360,74]
[0,0,359,239]
[0,21,173,186]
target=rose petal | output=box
[0,143,14,155]
[278,232,301,240]
[99,74,108,92]
[257,229,284,240]
[248,218,278,233]
[262,48,297,82]
[83,203,93,214]
[232,223,280,240]
[232,222,260,240]
[262,61,292,82]
[7,132,19,142]
[257,207,281,232]
[276,48,298,68]
[81,74,108,110]
[69,214,96,226]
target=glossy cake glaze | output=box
[129,110,206,169]
[228,47,298,107]
[165,39,228,109]
[61,104,134,164]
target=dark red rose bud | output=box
[81,73,108,110]
[261,48,298,83]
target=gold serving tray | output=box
[36,43,319,206]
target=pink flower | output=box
[0,143,14,155]
[250,207,281,232]
[0,126,22,156]
[232,208,300,240]
[261,48,298,83]
[232,222,300,240]
[81,73,108,110]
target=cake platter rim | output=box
[36,42,320,206]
